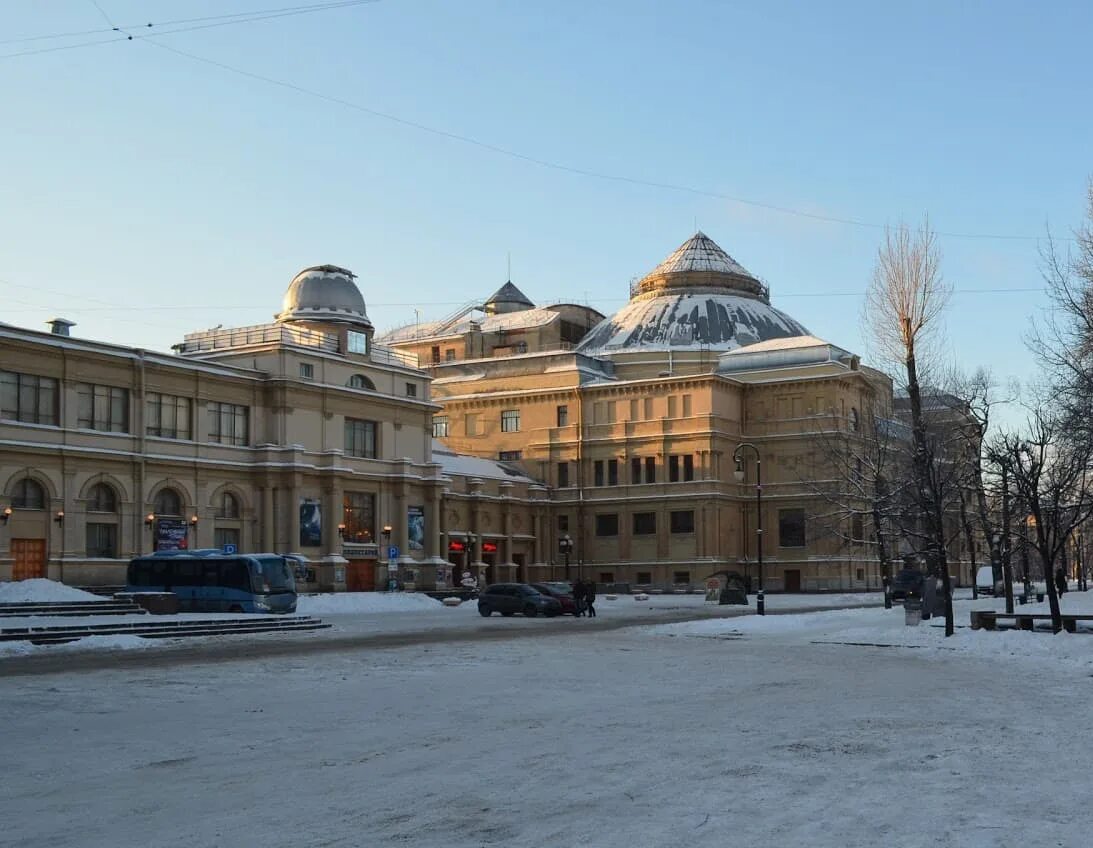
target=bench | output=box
[970,610,1093,633]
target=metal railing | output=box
[179,322,339,354]
[370,343,419,368]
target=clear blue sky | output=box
[2,0,1091,406]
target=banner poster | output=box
[299,498,322,548]
[155,518,188,551]
[407,505,425,551]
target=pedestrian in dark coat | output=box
[572,579,586,616]
[584,580,597,618]
[1055,567,1068,597]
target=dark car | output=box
[478,583,562,618]
[889,569,925,602]
[530,582,578,615]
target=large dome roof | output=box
[577,233,808,354]
[276,264,372,327]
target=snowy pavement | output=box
[2,591,1091,847]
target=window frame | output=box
[0,370,58,426]
[594,513,619,537]
[670,510,695,534]
[500,409,520,433]
[778,508,807,549]
[632,512,656,535]
[146,392,192,440]
[432,416,450,438]
[76,383,130,433]
[556,405,569,427]
[207,401,249,446]
[345,417,378,459]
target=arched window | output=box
[87,483,117,513]
[347,374,375,391]
[214,491,240,519]
[11,478,45,509]
[849,407,860,432]
[153,487,182,516]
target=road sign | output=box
[222,543,238,555]
[387,545,400,561]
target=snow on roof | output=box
[721,334,833,355]
[484,281,534,309]
[432,441,537,482]
[379,306,559,344]
[646,232,755,279]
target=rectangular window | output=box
[501,409,520,432]
[669,455,680,483]
[644,457,656,484]
[683,454,694,482]
[558,462,570,488]
[431,346,440,364]
[0,370,58,425]
[405,382,417,398]
[595,514,619,537]
[593,402,605,425]
[445,349,456,361]
[667,396,678,418]
[856,568,866,582]
[207,401,249,446]
[347,331,368,354]
[146,392,191,440]
[556,405,568,426]
[557,514,569,532]
[299,363,314,380]
[631,457,642,484]
[214,527,240,551]
[607,459,618,486]
[432,416,450,438]
[343,491,376,542]
[682,394,693,417]
[499,450,522,460]
[670,510,695,534]
[77,383,129,432]
[673,570,691,585]
[643,398,653,419]
[344,418,377,458]
[636,571,652,585]
[606,401,617,423]
[633,512,656,535]
[598,572,614,585]
[465,413,480,436]
[594,460,605,487]
[779,508,807,548]
[629,399,639,420]
[86,523,118,558]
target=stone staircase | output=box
[0,615,330,645]
[0,598,147,618]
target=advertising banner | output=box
[155,518,188,552]
[299,498,322,548]
[407,505,425,551]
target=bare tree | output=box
[864,219,958,634]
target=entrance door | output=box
[346,559,376,592]
[513,553,526,584]
[784,569,802,593]
[12,539,47,581]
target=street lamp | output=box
[558,534,574,582]
[734,442,764,615]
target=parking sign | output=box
[222,543,238,555]
[387,545,400,561]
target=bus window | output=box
[174,562,199,586]
[221,559,250,591]
[202,562,221,586]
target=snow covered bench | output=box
[971,610,1093,633]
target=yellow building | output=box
[381,233,890,591]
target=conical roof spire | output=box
[483,280,535,315]
[648,232,755,278]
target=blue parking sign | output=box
[222,543,237,555]
[387,545,400,560]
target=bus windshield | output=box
[251,556,296,594]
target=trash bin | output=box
[1036,592,1045,603]
[904,599,922,626]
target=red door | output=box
[346,559,376,592]
[12,539,47,581]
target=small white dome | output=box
[276,264,372,327]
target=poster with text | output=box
[407,505,425,551]
[299,498,322,548]
[155,518,188,552]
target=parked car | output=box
[889,568,925,602]
[478,583,562,617]
[530,582,578,615]
[976,565,1003,596]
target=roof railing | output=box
[178,322,339,354]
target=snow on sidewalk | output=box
[0,579,101,603]
[295,591,447,615]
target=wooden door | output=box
[12,539,47,581]
[784,569,802,593]
[346,559,375,592]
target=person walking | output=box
[572,579,586,617]
[584,579,597,618]
[1055,567,1068,597]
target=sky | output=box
[2,0,1091,419]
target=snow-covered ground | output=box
[2,589,1091,847]
[0,578,101,603]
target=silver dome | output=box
[276,264,372,327]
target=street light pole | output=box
[734,443,764,616]
[559,534,573,583]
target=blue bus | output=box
[126,551,298,614]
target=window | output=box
[146,392,191,440]
[515,341,528,354]
[629,399,639,420]
[345,418,377,458]
[556,405,569,427]
[343,491,375,542]
[501,409,520,433]
[594,460,604,487]
[684,455,694,482]
[670,510,695,534]
[557,514,569,532]
[432,416,450,438]
[850,407,860,432]
[347,331,369,354]
[633,512,656,535]
[682,395,693,417]
[86,523,118,558]
[77,384,129,432]
[607,459,618,486]
[605,401,617,423]
[445,349,456,362]
[669,455,680,482]
[631,457,642,484]
[405,382,417,398]
[214,491,240,519]
[643,398,653,419]
[299,363,314,380]
[214,527,240,551]
[347,374,375,391]
[465,413,480,436]
[598,572,614,585]
[11,478,45,509]
[86,483,117,513]
[431,346,440,365]
[154,488,182,516]
[779,508,807,548]
[856,568,866,582]
[0,370,58,425]
[499,450,522,461]
[644,457,656,484]
[207,402,249,446]
[636,571,652,585]
[595,514,619,537]
[667,396,678,418]
[673,571,691,585]
[852,514,864,546]
[558,462,570,488]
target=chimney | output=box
[47,318,76,336]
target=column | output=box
[426,490,441,561]
[262,485,275,551]
[288,477,301,553]
[322,480,342,557]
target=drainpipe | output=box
[575,385,585,582]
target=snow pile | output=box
[0,634,153,656]
[296,592,445,615]
[0,579,101,603]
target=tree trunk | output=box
[959,488,977,599]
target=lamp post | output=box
[189,515,199,550]
[382,524,394,591]
[559,534,574,582]
[734,442,764,616]
[145,513,156,553]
